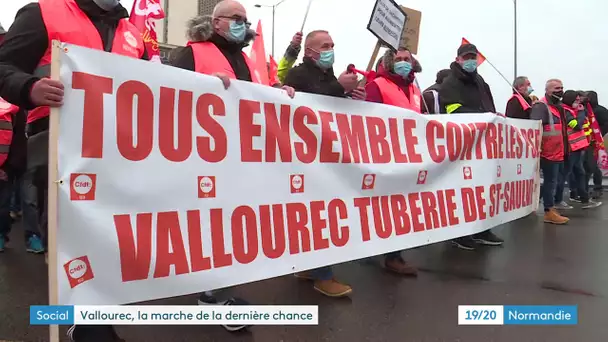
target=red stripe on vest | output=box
[510,93,531,111]
[188,41,262,84]
[28,0,146,124]
[0,97,17,167]
[539,97,565,162]
[563,106,589,152]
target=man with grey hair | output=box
[506,76,534,119]
[172,0,294,96]
[530,79,570,224]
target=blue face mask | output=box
[394,61,412,78]
[227,21,246,43]
[462,59,478,73]
[316,50,335,69]
[527,86,534,94]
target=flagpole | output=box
[513,0,518,80]
[301,0,313,32]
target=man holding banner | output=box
[0,0,148,340]
[438,43,504,250]
[283,29,363,297]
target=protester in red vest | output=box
[171,1,294,332]
[506,76,534,119]
[365,48,423,113]
[0,0,147,340]
[561,90,601,209]
[171,0,294,97]
[529,79,570,224]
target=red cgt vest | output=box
[509,92,531,111]
[373,77,422,113]
[539,97,565,162]
[27,0,145,124]
[0,98,17,167]
[562,105,589,152]
[188,41,262,84]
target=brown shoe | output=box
[294,271,314,280]
[313,279,352,297]
[544,208,569,225]
[385,258,418,277]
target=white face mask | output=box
[93,0,120,11]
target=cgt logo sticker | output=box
[463,166,472,180]
[417,170,428,184]
[198,176,216,198]
[64,256,94,289]
[362,174,376,190]
[290,174,304,193]
[70,174,97,201]
[517,164,522,175]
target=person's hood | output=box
[449,61,477,83]
[186,15,256,46]
[0,23,6,35]
[76,0,129,21]
[587,91,599,107]
[378,49,422,86]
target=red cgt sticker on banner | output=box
[70,173,97,201]
[198,176,216,198]
[64,256,94,289]
[290,174,304,193]
[463,166,472,180]
[362,174,376,190]
[417,170,428,184]
[517,164,522,175]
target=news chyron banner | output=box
[54,44,541,305]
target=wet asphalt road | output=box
[1,204,607,342]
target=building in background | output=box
[157,0,222,63]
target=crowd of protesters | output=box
[0,0,606,340]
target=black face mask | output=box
[552,90,564,99]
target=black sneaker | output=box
[581,199,602,209]
[569,196,582,203]
[198,293,249,332]
[451,237,476,251]
[68,325,125,342]
[472,231,504,246]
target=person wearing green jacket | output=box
[277,32,302,83]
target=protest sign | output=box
[50,43,542,306]
[399,6,422,54]
[367,0,407,51]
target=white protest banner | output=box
[366,0,407,51]
[51,43,542,306]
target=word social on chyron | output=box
[30,305,319,325]
[458,305,578,325]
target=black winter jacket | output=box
[439,62,496,114]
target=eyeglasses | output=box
[217,16,251,27]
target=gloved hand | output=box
[568,119,578,129]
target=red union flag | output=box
[130,0,165,62]
[461,37,486,66]
[249,21,270,86]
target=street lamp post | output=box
[254,0,288,57]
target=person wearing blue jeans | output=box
[540,158,569,224]
[0,171,13,251]
[21,168,44,253]
[567,150,601,209]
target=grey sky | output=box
[1,0,606,111]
